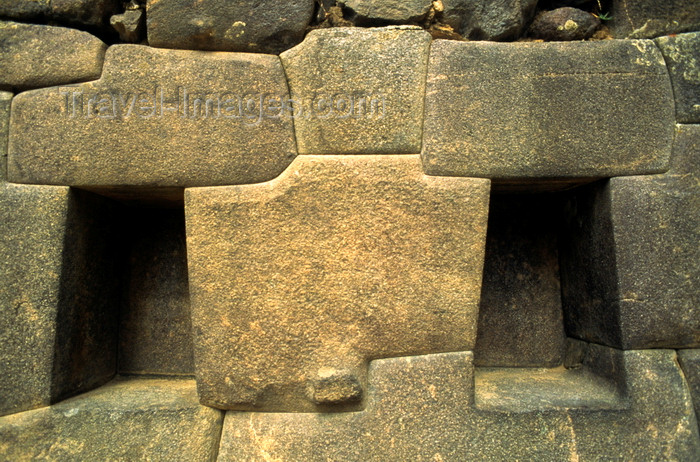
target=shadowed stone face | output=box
[185,155,490,411]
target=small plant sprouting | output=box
[595,12,613,21]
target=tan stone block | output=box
[185,155,490,411]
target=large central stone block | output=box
[185,155,490,411]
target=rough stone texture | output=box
[0,0,118,28]
[561,125,700,349]
[0,92,10,182]
[528,7,600,41]
[656,32,700,124]
[0,21,106,92]
[147,0,315,54]
[474,194,566,367]
[0,185,120,416]
[422,39,675,189]
[0,377,224,460]
[119,208,194,375]
[280,27,431,154]
[218,349,699,460]
[8,45,296,199]
[110,7,145,43]
[340,0,433,25]
[441,0,539,41]
[678,349,700,429]
[185,155,490,411]
[610,0,700,39]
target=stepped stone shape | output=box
[147,0,315,54]
[0,186,121,416]
[441,0,539,41]
[0,0,118,28]
[339,0,433,24]
[8,45,297,200]
[656,32,700,124]
[560,125,700,349]
[119,208,193,375]
[218,348,700,460]
[0,21,106,91]
[0,92,10,182]
[0,377,224,460]
[678,349,700,429]
[185,155,490,411]
[609,0,700,39]
[280,27,431,154]
[422,39,675,190]
[474,194,565,367]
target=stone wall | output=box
[1,1,699,460]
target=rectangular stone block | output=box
[0,377,223,460]
[0,185,121,416]
[8,45,297,199]
[422,39,675,190]
[0,21,106,91]
[656,32,700,124]
[0,0,117,28]
[185,155,490,411]
[0,92,10,182]
[280,27,431,154]
[561,125,700,349]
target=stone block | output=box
[280,27,431,154]
[0,185,120,416]
[339,0,433,25]
[185,155,490,411]
[0,377,224,460]
[610,0,700,39]
[8,45,296,199]
[0,92,10,182]
[656,32,700,124]
[218,348,699,460]
[441,0,538,41]
[0,21,106,92]
[678,349,700,429]
[422,39,675,190]
[560,125,700,349]
[0,0,118,28]
[146,0,315,54]
[119,208,193,375]
[474,194,566,367]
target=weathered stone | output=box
[110,7,145,43]
[0,92,10,182]
[0,0,118,28]
[0,377,224,460]
[528,7,600,41]
[656,32,700,124]
[474,194,566,367]
[185,155,490,411]
[146,0,315,54]
[119,208,193,375]
[678,349,700,429]
[8,45,296,200]
[422,40,674,190]
[441,0,539,41]
[339,0,433,25]
[610,0,700,39]
[280,27,431,154]
[561,125,700,349]
[0,21,106,91]
[0,185,120,416]
[218,348,699,460]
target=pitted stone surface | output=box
[218,349,699,460]
[185,155,490,411]
[0,377,224,460]
[339,0,433,24]
[280,27,431,154]
[656,32,700,124]
[610,0,700,39]
[422,39,675,189]
[0,92,10,182]
[678,349,700,429]
[441,0,538,41]
[0,0,117,28]
[0,21,106,91]
[147,0,315,54]
[8,45,296,197]
[561,125,700,349]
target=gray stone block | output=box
[0,21,106,92]
[678,349,700,431]
[610,0,700,39]
[146,0,315,54]
[0,377,224,460]
[0,92,10,182]
[8,45,297,200]
[280,27,431,154]
[0,0,118,28]
[0,185,121,416]
[422,39,675,190]
[441,0,538,41]
[561,125,700,349]
[339,0,433,25]
[656,32,700,124]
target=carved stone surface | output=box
[185,155,490,411]
[8,45,296,198]
[441,0,539,41]
[0,0,118,28]
[339,0,433,25]
[656,32,700,124]
[422,39,675,189]
[280,27,431,154]
[610,0,700,39]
